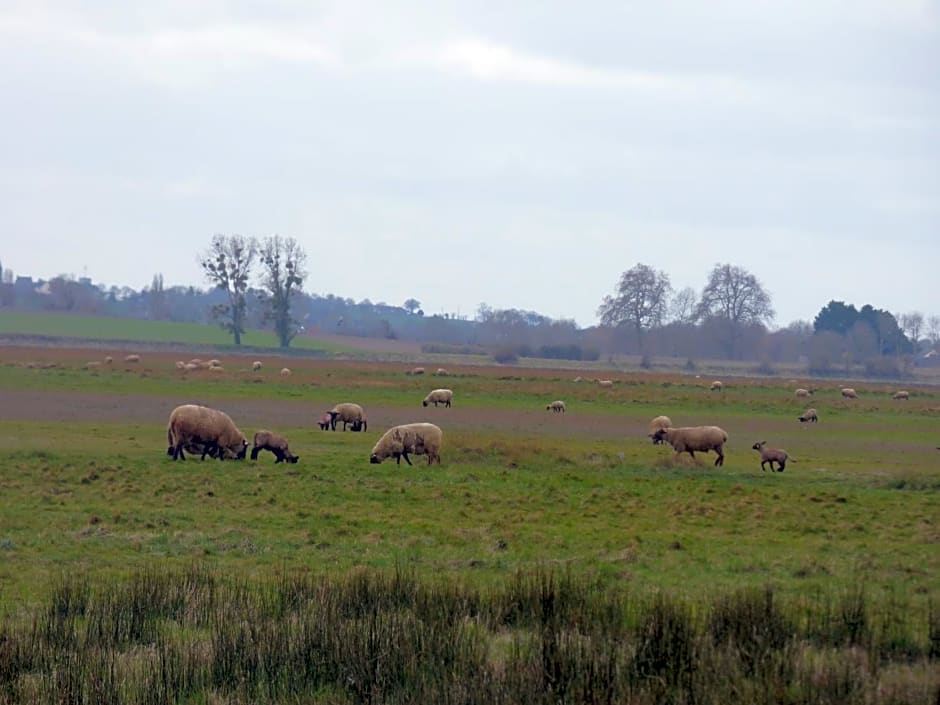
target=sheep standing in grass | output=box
[710,380,723,392]
[370,423,443,466]
[329,403,367,431]
[175,361,185,370]
[546,400,566,413]
[250,430,299,464]
[252,361,263,372]
[798,408,818,423]
[166,404,248,461]
[892,391,910,400]
[406,367,425,376]
[795,388,813,398]
[651,426,728,467]
[280,367,291,377]
[841,388,858,399]
[423,389,453,408]
[317,412,332,430]
[104,356,113,364]
[597,379,614,388]
[647,415,673,444]
[752,441,794,472]
[435,368,448,376]
[124,354,140,363]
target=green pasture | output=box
[0,311,353,354]
[0,357,938,616]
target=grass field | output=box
[1,346,938,702]
[0,311,355,354]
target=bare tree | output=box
[258,235,307,348]
[696,263,774,359]
[926,315,940,348]
[200,234,257,345]
[597,263,672,353]
[669,286,698,324]
[900,311,924,349]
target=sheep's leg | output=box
[401,451,413,466]
[715,450,724,467]
[173,443,185,461]
[250,446,260,460]
[777,460,785,472]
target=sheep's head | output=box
[370,453,382,464]
[422,400,429,407]
[752,441,767,451]
[650,428,668,445]
[287,455,300,464]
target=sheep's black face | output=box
[370,454,381,464]
[751,442,765,451]
[651,429,667,444]
[422,400,429,407]
[287,455,299,464]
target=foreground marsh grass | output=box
[0,566,937,704]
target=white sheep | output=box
[546,400,567,413]
[183,363,199,372]
[209,365,224,372]
[597,379,614,388]
[710,380,723,392]
[423,389,453,408]
[207,359,222,368]
[124,354,140,363]
[175,361,185,370]
[252,361,263,372]
[329,403,367,431]
[752,441,795,472]
[280,367,292,377]
[647,415,673,444]
[370,422,443,466]
[104,356,113,364]
[892,390,910,400]
[651,426,729,467]
[798,408,818,423]
[435,368,448,376]
[841,388,858,399]
[795,388,813,398]
[573,376,583,383]
[406,367,425,376]
[166,404,248,461]
[250,430,299,464]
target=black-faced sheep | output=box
[250,430,299,464]
[841,388,858,399]
[647,415,673,444]
[892,390,910,400]
[166,404,248,461]
[317,412,332,430]
[329,403,367,431]
[752,441,794,472]
[423,389,453,408]
[651,426,728,467]
[798,408,818,423]
[710,380,723,392]
[370,422,443,466]
[546,400,566,413]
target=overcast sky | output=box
[1,1,937,328]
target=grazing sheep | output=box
[250,430,299,464]
[423,389,454,408]
[435,368,448,376]
[892,390,910,400]
[710,380,723,392]
[85,361,101,370]
[573,376,583,383]
[317,412,332,430]
[651,426,729,467]
[175,361,185,370]
[647,415,673,444]
[209,365,224,372]
[798,408,818,423]
[752,441,794,472]
[252,361,263,372]
[597,379,614,388]
[189,358,204,366]
[207,359,222,368]
[795,388,813,398]
[370,422,443,466]
[406,367,426,376]
[104,356,113,364]
[841,388,858,399]
[546,400,567,413]
[165,404,248,461]
[124,354,140,363]
[329,402,367,431]
[183,363,199,372]
[280,367,292,377]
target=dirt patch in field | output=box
[0,388,650,440]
